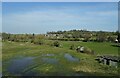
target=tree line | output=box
[1,32,61,47]
[47,30,119,42]
[1,30,120,43]
[2,33,45,44]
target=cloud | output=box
[86,11,117,16]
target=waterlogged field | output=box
[2,41,119,76]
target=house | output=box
[96,55,120,68]
[46,34,64,39]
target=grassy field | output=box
[0,41,2,77]
[2,41,119,76]
[60,41,118,55]
[44,40,118,55]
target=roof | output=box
[97,55,120,62]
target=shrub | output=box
[74,38,80,41]
[33,39,43,45]
[70,44,75,50]
[76,46,95,55]
[45,40,54,46]
[53,41,60,47]
[83,47,95,54]
[28,39,33,43]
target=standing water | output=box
[64,53,80,62]
[7,57,35,75]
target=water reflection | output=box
[5,53,80,76]
[7,57,35,75]
[42,54,55,56]
[42,58,58,64]
[64,53,80,62]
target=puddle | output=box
[42,58,58,64]
[5,53,80,76]
[42,54,55,56]
[7,57,35,75]
[64,53,80,62]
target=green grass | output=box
[59,41,118,55]
[2,41,119,76]
[0,41,2,76]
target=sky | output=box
[0,2,1,33]
[2,2,118,34]
[2,0,120,2]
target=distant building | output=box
[46,34,63,39]
[96,55,120,68]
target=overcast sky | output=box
[2,2,118,34]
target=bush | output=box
[84,47,91,53]
[74,38,80,41]
[29,39,34,43]
[76,46,95,55]
[70,44,75,50]
[45,40,54,46]
[33,39,43,45]
[53,41,60,47]
[84,47,95,54]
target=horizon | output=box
[2,2,118,34]
[1,29,118,35]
